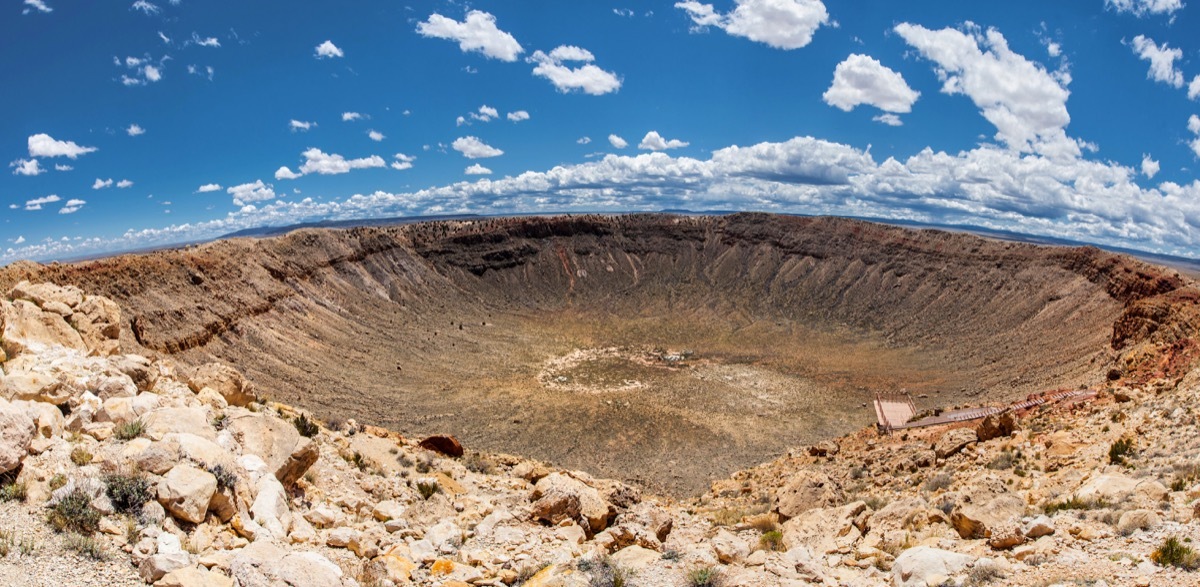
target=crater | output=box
[4,213,1189,495]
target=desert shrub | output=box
[965,564,1005,585]
[924,473,953,492]
[416,478,441,500]
[70,446,93,466]
[464,454,495,475]
[396,453,415,468]
[63,532,107,560]
[687,567,721,587]
[1110,438,1135,465]
[0,476,26,503]
[1043,496,1108,515]
[293,413,319,438]
[1152,536,1199,570]
[514,562,550,585]
[205,463,237,491]
[415,454,434,474]
[349,452,369,472]
[662,549,681,561]
[986,451,1015,470]
[0,529,10,557]
[759,529,785,552]
[113,418,145,441]
[49,473,67,491]
[103,472,152,514]
[211,413,229,430]
[48,489,101,534]
[863,495,888,510]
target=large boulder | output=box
[892,546,973,587]
[0,371,67,405]
[8,281,84,309]
[187,363,257,407]
[975,413,1016,442]
[783,501,867,554]
[934,428,977,459]
[154,566,235,587]
[519,564,591,587]
[531,473,615,534]
[1074,474,1168,508]
[775,470,844,520]
[711,529,749,563]
[231,541,347,587]
[250,475,292,541]
[227,413,317,487]
[418,434,464,457]
[950,494,1025,540]
[157,464,218,524]
[0,403,36,474]
[68,296,121,356]
[0,299,87,357]
[144,407,217,441]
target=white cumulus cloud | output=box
[529,46,622,95]
[342,112,363,121]
[23,195,60,211]
[465,164,492,175]
[638,131,689,151]
[577,137,592,145]
[895,22,1081,159]
[131,1,159,15]
[609,134,629,149]
[676,0,829,50]
[290,148,386,176]
[59,199,85,214]
[1106,0,1183,17]
[1141,154,1160,178]
[1190,115,1200,158]
[289,120,316,132]
[368,130,385,142]
[416,10,523,62]
[117,179,133,188]
[823,54,919,116]
[28,133,98,159]
[143,65,162,82]
[315,40,344,59]
[24,0,52,14]
[1130,35,1184,88]
[507,110,530,122]
[10,159,45,176]
[54,164,72,171]
[452,136,504,159]
[126,124,145,136]
[391,154,416,171]
[227,180,275,206]
[93,178,114,189]
[274,166,302,180]
[872,114,903,126]
[196,183,222,193]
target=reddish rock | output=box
[418,435,464,457]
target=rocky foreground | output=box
[1,281,1199,587]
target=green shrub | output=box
[416,479,441,500]
[49,473,67,491]
[63,532,107,560]
[114,419,145,441]
[48,489,101,534]
[1152,536,1199,570]
[759,529,784,552]
[1109,438,1135,466]
[1043,496,1108,515]
[70,446,92,466]
[103,472,152,515]
[293,413,319,438]
[0,480,26,503]
[688,567,721,587]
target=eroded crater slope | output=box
[3,213,1193,495]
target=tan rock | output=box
[187,363,257,407]
[0,299,86,357]
[226,413,316,486]
[1117,509,1160,535]
[69,296,121,356]
[782,501,867,554]
[144,407,216,441]
[379,553,417,584]
[951,493,1024,540]
[531,472,614,534]
[154,566,234,587]
[140,552,192,583]
[157,464,218,524]
[712,529,749,563]
[519,564,590,587]
[975,413,1016,442]
[9,281,84,309]
[775,470,844,520]
[934,427,977,459]
[0,403,36,474]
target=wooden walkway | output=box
[876,389,1097,432]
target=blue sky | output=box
[3,0,1200,262]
